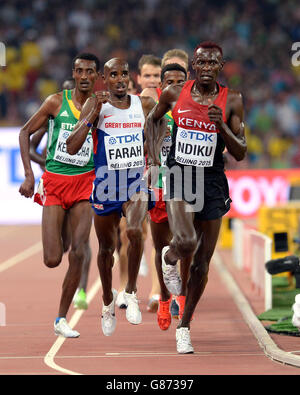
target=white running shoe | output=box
[162,246,182,296]
[176,327,194,354]
[101,289,118,336]
[147,294,160,312]
[124,291,142,325]
[138,252,148,277]
[292,313,300,329]
[54,318,80,338]
[116,290,127,309]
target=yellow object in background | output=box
[218,216,233,249]
[258,203,300,259]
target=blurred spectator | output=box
[128,75,138,95]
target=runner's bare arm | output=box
[144,87,174,165]
[29,125,48,169]
[208,91,247,161]
[19,93,61,198]
[66,91,109,155]
[140,95,156,117]
[140,87,159,102]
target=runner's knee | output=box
[190,259,210,279]
[126,226,143,246]
[44,254,62,268]
[98,245,115,265]
[70,243,86,264]
[174,235,197,258]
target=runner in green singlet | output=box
[19,53,100,338]
[29,78,91,311]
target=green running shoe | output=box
[74,288,88,310]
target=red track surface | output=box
[1,224,300,376]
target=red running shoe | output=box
[176,296,194,321]
[157,296,172,331]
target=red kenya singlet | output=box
[168,80,228,173]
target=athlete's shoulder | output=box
[45,91,63,106]
[225,88,244,117]
[227,88,243,105]
[41,91,63,115]
[227,87,242,97]
[49,90,63,100]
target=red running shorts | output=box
[149,187,168,224]
[34,170,95,210]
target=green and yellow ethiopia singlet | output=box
[46,90,94,175]
[156,110,174,188]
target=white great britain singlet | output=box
[93,94,145,176]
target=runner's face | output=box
[138,64,161,89]
[192,48,223,85]
[73,59,99,92]
[161,70,186,90]
[104,61,129,97]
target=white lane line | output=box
[44,277,101,375]
[1,351,266,361]
[0,241,42,273]
[213,250,300,368]
[105,351,183,357]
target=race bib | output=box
[54,129,93,167]
[160,135,172,167]
[175,127,217,167]
[104,130,144,170]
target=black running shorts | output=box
[163,165,231,220]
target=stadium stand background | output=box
[0,0,300,170]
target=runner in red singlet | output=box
[141,51,191,323]
[145,42,247,353]
[142,63,192,330]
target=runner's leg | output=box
[42,205,66,268]
[165,200,197,265]
[123,192,148,294]
[150,220,172,301]
[94,212,121,306]
[58,200,92,317]
[178,218,222,329]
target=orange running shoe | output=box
[176,295,194,321]
[157,296,172,331]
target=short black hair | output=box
[194,41,223,57]
[72,53,100,72]
[161,63,187,81]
